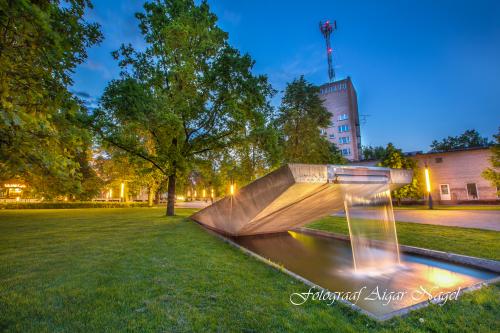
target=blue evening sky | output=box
[72,0,500,152]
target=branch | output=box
[94,128,166,175]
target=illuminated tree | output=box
[93,0,273,215]
[0,0,102,197]
[378,143,423,204]
[482,128,500,195]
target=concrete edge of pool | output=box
[194,221,500,321]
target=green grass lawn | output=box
[307,216,500,261]
[0,208,499,332]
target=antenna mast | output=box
[319,20,337,82]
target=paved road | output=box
[337,209,500,231]
[175,201,210,209]
[392,209,500,231]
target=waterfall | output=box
[342,184,401,274]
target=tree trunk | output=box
[166,168,176,216]
[154,190,161,205]
[148,186,154,207]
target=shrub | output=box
[0,201,151,209]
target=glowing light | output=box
[187,190,191,197]
[424,168,431,193]
[176,195,185,201]
[194,190,197,197]
[120,182,125,198]
[230,183,235,195]
[202,189,206,198]
[427,268,461,288]
[4,184,26,188]
[64,197,68,202]
[211,189,214,199]
[109,189,113,198]
[16,197,20,202]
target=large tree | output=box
[0,0,102,197]
[378,143,423,204]
[430,129,490,152]
[482,128,500,195]
[276,76,345,164]
[93,0,273,215]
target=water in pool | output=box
[232,231,497,317]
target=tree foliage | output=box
[378,143,423,203]
[482,128,500,195]
[430,129,490,152]
[0,0,102,198]
[93,0,274,215]
[361,145,386,160]
[276,76,345,164]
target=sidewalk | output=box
[175,201,211,209]
[337,209,500,231]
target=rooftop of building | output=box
[414,145,492,156]
[318,76,352,88]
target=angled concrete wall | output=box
[191,164,412,236]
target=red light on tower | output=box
[319,19,337,82]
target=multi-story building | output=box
[319,76,361,161]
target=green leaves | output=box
[378,143,423,200]
[481,128,500,195]
[94,0,274,214]
[430,129,490,152]
[276,76,344,164]
[0,0,102,198]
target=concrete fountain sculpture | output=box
[192,163,411,274]
[191,164,412,236]
[191,164,499,319]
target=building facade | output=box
[353,147,498,203]
[412,147,498,202]
[319,77,361,161]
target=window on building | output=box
[341,148,351,156]
[466,183,478,200]
[338,136,350,144]
[440,184,449,195]
[338,125,349,132]
[329,134,335,139]
[435,157,443,163]
[338,114,348,121]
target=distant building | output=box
[413,147,497,202]
[319,77,361,161]
[353,147,499,203]
[0,180,28,200]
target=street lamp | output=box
[424,164,433,210]
[120,182,125,202]
[230,183,235,196]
